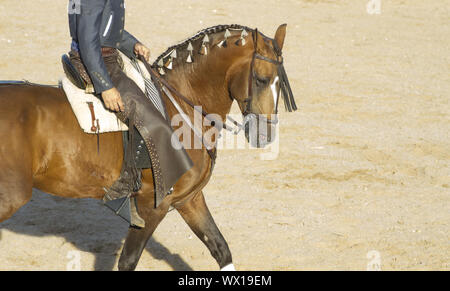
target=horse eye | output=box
[255,75,269,86]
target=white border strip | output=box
[103,14,113,37]
[221,264,236,271]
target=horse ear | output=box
[274,24,287,51]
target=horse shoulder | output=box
[170,148,214,207]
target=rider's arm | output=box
[119,30,139,59]
[76,0,113,94]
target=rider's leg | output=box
[101,51,193,226]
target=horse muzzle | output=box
[243,114,277,148]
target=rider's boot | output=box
[103,102,146,229]
[103,168,145,229]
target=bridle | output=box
[244,28,297,125]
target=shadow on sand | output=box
[0,190,193,271]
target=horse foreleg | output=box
[0,174,32,223]
[177,191,234,271]
[0,144,33,223]
[117,198,170,271]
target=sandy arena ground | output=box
[0,0,448,270]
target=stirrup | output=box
[103,194,146,229]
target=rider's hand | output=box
[134,43,151,62]
[101,87,124,112]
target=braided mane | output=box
[152,24,254,68]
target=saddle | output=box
[61,53,93,93]
[60,50,160,169]
[61,48,119,94]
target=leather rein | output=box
[138,56,242,135]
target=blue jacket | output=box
[68,0,139,93]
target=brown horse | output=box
[0,24,295,270]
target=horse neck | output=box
[163,45,251,121]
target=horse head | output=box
[153,24,296,150]
[228,24,297,148]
